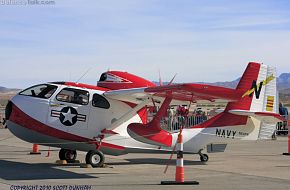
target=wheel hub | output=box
[91,154,101,164]
[64,151,75,160]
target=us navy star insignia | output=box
[50,106,87,126]
[61,107,77,125]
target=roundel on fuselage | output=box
[59,106,78,126]
[50,106,87,126]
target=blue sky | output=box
[1,0,290,88]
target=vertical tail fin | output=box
[226,62,278,114]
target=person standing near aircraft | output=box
[278,102,288,135]
[279,103,288,119]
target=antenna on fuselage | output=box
[76,68,92,83]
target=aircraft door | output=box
[47,87,90,133]
[88,93,112,132]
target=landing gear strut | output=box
[59,149,77,163]
[85,150,105,168]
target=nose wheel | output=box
[59,149,77,163]
[199,153,209,162]
[85,150,105,168]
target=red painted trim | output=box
[65,82,109,91]
[128,123,173,147]
[192,112,248,128]
[127,97,173,147]
[10,104,89,142]
[122,101,148,124]
[122,101,136,108]
[9,103,125,150]
[101,129,119,135]
[225,62,261,111]
[144,83,243,102]
[137,107,148,124]
[88,141,125,150]
[101,142,125,150]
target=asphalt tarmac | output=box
[0,129,289,190]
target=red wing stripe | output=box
[89,141,125,150]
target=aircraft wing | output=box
[103,83,244,105]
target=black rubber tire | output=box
[85,150,105,168]
[59,149,77,163]
[200,154,209,162]
[5,101,12,121]
[59,149,66,160]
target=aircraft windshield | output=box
[19,84,58,99]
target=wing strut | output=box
[110,98,151,129]
[150,96,173,128]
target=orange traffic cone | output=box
[30,144,41,155]
[283,121,290,156]
[161,127,199,185]
[175,130,185,182]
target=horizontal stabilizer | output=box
[229,110,285,123]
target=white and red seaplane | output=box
[5,62,284,167]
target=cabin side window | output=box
[92,94,110,109]
[56,88,89,105]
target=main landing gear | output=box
[85,150,105,168]
[58,149,105,167]
[59,149,77,163]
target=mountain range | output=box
[153,73,290,92]
[0,86,20,93]
[202,73,290,91]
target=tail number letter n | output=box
[249,80,263,99]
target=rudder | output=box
[226,62,278,114]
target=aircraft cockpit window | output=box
[92,94,110,109]
[56,88,89,105]
[19,84,58,99]
[99,73,107,81]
